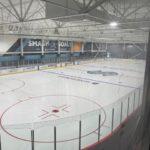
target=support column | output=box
[144,42,147,52]
[123,42,126,58]
[20,38,24,56]
[81,42,84,53]
[41,39,44,55]
[91,41,93,52]
[58,40,60,54]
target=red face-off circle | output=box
[0,95,106,143]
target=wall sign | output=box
[44,40,58,51]
[23,39,42,52]
[59,41,72,51]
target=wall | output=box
[0,37,146,67]
[0,36,18,53]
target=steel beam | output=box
[122,0,137,17]
[23,0,34,20]
[0,2,18,20]
[42,0,79,12]
[8,0,21,20]
[124,0,150,18]
[20,0,23,19]
[82,0,107,13]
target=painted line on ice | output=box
[82,64,143,73]
[0,78,25,94]
[42,70,138,89]
[0,94,106,143]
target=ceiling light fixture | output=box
[109,22,118,27]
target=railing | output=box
[0,83,143,150]
[0,54,104,69]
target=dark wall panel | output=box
[44,40,58,52]
[23,39,42,52]
[84,42,92,51]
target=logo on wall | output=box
[59,41,70,47]
[24,39,42,52]
[28,40,43,47]
[44,40,58,51]
[59,41,71,51]
[24,39,58,52]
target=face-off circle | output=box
[0,78,25,94]
[0,95,106,143]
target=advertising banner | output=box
[23,39,42,52]
[44,40,58,52]
[59,41,72,51]
[71,42,82,52]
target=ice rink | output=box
[0,59,145,150]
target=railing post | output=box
[138,88,141,106]
[111,108,114,133]
[79,120,82,150]
[54,126,56,150]
[98,114,101,141]
[31,130,34,150]
[120,102,123,124]
[0,134,1,150]
[133,92,136,111]
[127,97,130,117]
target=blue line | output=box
[82,64,143,73]
[42,70,137,89]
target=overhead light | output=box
[83,19,88,21]
[109,22,118,27]
[128,45,133,48]
[9,30,13,33]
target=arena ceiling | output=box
[0,0,150,43]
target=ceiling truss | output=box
[0,0,149,43]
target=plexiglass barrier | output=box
[0,85,144,150]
